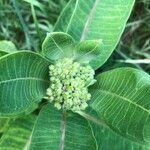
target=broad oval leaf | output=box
[0,115,36,150]
[0,51,50,117]
[0,40,17,57]
[29,104,96,150]
[54,0,135,69]
[42,32,75,61]
[89,67,150,144]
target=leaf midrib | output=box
[65,0,99,41]
[65,0,79,33]
[93,89,150,114]
[80,0,99,41]
[49,35,63,53]
[23,135,32,150]
[0,77,49,84]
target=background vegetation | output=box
[0,0,149,73]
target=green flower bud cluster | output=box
[46,58,96,111]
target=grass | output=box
[117,0,150,73]
[0,0,149,73]
[0,0,68,50]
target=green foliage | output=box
[0,41,17,57]
[0,0,150,149]
[42,32,102,69]
[75,40,102,69]
[54,0,135,69]
[0,0,68,50]
[0,115,36,150]
[90,122,150,150]
[118,0,150,73]
[0,51,50,116]
[89,67,150,144]
[0,118,9,133]
[30,104,96,149]
[42,32,75,61]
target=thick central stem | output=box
[60,110,66,150]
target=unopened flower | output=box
[45,58,96,111]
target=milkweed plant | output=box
[0,0,150,149]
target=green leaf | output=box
[90,120,150,149]
[0,118,9,133]
[0,51,50,117]
[78,108,150,149]
[0,40,17,57]
[75,40,102,69]
[54,0,135,69]
[42,32,103,69]
[42,32,75,61]
[29,104,96,150]
[0,115,36,150]
[89,67,150,144]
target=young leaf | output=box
[0,51,50,117]
[54,0,135,69]
[0,115,36,150]
[29,104,97,150]
[89,67,150,144]
[42,32,75,61]
[75,40,102,69]
[0,40,17,57]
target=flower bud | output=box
[46,58,96,111]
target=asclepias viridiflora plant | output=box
[0,0,150,149]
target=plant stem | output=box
[60,110,66,150]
